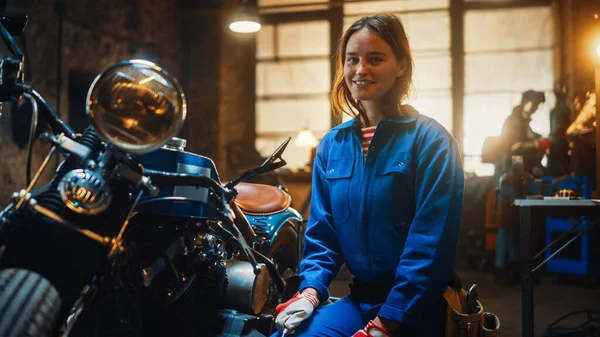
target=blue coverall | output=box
[274,106,464,337]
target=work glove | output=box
[352,320,393,337]
[275,291,320,331]
[537,138,551,152]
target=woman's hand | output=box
[274,289,320,332]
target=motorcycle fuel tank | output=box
[136,137,222,217]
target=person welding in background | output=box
[496,89,550,179]
[493,89,550,285]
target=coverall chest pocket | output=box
[375,152,413,181]
[372,152,414,224]
[325,158,354,225]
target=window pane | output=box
[464,155,495,176]
[278,21,330,57]
[413,53,451,91]
[256,24,275,59]
[256,98,331,133]
[463,5,554,177]
[463,92,554,156]
[463,93,519,156]
[465,50,553,93]
[344,0,448,15]
[407,92,452,132]
[254,17,331,170]
[465,7,553,53]
[256,59,331,95]
[398,11,449,52]
[344,11,450,52]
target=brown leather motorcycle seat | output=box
[234,182,291,215]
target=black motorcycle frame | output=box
[0,13,289,337]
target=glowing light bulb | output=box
[229,21,261,33]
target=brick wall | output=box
[179,0,260,181]
[0,0,259,205]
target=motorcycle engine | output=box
[127,215,229,336]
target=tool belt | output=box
[348,273,500,337]
[444,273,500,337]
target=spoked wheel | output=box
[0,268,62,337]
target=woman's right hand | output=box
[275,290,320,332]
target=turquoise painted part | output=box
[246,207,303,243]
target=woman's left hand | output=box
[352,320,393,337]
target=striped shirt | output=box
[361,126,377,157]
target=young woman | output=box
[273,14,464,337]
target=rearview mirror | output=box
[224,137,290,190]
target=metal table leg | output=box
[519,206,534,337]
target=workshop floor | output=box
[329,267,600,337]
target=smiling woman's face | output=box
[343,28,403,103]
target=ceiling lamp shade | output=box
[229,1,261,33]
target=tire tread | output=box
[0,268,61,337]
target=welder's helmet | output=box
[521,90,546,117]
[521,90,546,104]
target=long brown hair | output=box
[330,14,414,126]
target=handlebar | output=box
[30,90,76,139]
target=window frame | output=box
[254,0,556,174]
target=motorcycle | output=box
[0,12,303,337]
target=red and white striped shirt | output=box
[361,126,376,157]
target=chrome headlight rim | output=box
[86,59,187,154]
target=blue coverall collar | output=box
[331,104,419,131]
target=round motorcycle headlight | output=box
[86,59,186,154]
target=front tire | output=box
[0,268,61,337]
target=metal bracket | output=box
[50,133,91,161]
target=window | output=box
[255,18,331,169]
[256,0,452,169]
[463,6,554,176]
[255,1,555,176]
